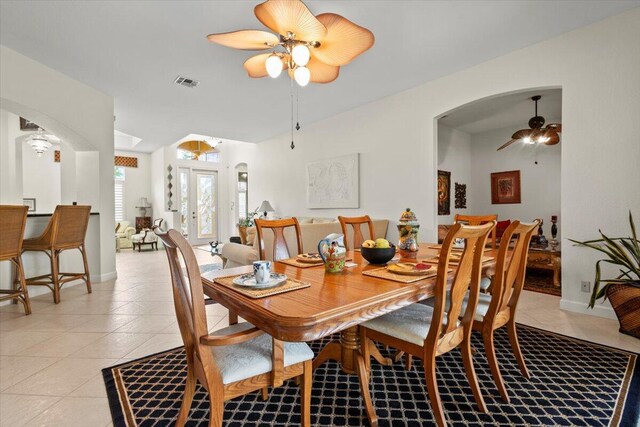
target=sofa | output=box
[115,221,136,249]
[221,217,389,268]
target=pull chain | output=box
[296,83,300,131]
[290,75,295,149]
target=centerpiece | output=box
[397,208,420,259]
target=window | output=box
[238,172,248,221]
[114,166,125,222]
[177,149,221,163]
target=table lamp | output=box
[258,200,274,219]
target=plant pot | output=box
[606,283,640,338]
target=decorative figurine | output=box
[397,208,420,259]
[550,215,559,251]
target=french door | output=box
[179,168,218,246]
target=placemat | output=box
[214,275,311,299]
[422,255,494,265]
[363,266,448,284]
[427,244,492,252]
[278,256,352,269]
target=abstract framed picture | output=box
[491,170,521,204]
[437,170,451,215]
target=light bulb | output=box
[537,136,550,143]
[291,44,310,66]
[294,66,310,86]
[265,54,283,78]
[523,136,533,144]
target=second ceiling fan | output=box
[497,95,562,151]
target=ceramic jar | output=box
[397,208,419,259]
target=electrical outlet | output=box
[581,281,591,293]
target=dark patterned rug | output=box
[103,325,639,427]
[524,268,562,297]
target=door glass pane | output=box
[179,169,189,236]
[237,171,248,221]
[196,172,217,239]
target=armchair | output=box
[115,221,136,249]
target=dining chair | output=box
[338,215,375,251]
[360,221,495,427]
[0,205,32,314]
[467,219,539,403]
[454,214,498,249]
[255,218,303,261]
[22,205,92,304]
[155,228,314,427]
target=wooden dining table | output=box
[201,243,498,426]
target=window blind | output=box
[115,180,125,222]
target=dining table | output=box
[201,243,498,427]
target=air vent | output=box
[174,76,200,88]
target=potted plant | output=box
[237,207,259,244]
[569,212,640,338]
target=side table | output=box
[527,247,561,287]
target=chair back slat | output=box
[155,229,210,362]
[51,205,91,248]
[255,218,303,261]
[0,205,28,260]
[454,214,498,249]
[338,215,375,251]
[487,220,539,318]
[430,221,495,340]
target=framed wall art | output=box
[454,182,467,209]
[491,170,521,204]
[307,153,359,209]
[437,170,451,215]
[23,198,36,212]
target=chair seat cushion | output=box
[209,322,314,385]
[363,304,442,347]
[131,231,157,243]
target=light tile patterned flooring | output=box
[1,249,638,426]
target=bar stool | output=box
[22,205,92,304]
[0,205,32,314]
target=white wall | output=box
[22,140,61,214]
[115,150,152,225]
[229,9,640,318]
[437,125,471,224]
[468,125,561,240]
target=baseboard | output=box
[93,271,117,283]
[560,298,617,320]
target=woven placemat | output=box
[363,266,444,284]
[427,244,492,252]
[279,256,353,269]
[422,255,494,265]
[214,275,311,299]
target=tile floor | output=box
[1,248,638,426]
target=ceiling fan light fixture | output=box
[294,66,311,86]
[291,44,310,66]
[265,54,283,78]
[27,128,52,157]
[522,136,534,145]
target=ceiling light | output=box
[27,128,52,157]
[523,136,533,145]
[292,44,310,66]
[497,95,562,151]
[265,54,283,78]
[294,66,311,87]
[537,135,550,143]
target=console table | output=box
[135,216,152,233]
[527,247,561,287]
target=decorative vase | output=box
[397,208,419,259]
[550,215,559,251]
[606,283,640,338]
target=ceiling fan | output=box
[206,0,375,86]
[497,95,562,151]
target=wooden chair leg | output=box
[176,366,196,426]
[10,260,18,305]
[300,360,312,427]
[405,354,413,370]
[460,333,487,413]
[507,320,530,379]
[482,329,509,403]
[207,379,224,427]
[261,387,269,401]
[51,250,61,304]
[228,311,238,326]
[424,356,447,427]
[15,257,31,315]
[80,245,92,294]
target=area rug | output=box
[524,268,562,297]
[103,325,639,427]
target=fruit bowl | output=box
[361,245,396,265]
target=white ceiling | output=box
[439,89,562,135]
[1,1,637,152]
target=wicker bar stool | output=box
[0,205,32,314]
[22,205,92,304]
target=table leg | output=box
[312,326,379,426]
[553,268,560,287]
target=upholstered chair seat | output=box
[210,322,314,385]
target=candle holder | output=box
[550,215,559,251]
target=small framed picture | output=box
[23,198,36,212]
[491,170,521,204]
[20,117,39,131]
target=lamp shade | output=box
[258,200,275,213]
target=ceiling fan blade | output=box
[497,139,518,151]
[243,53,287,78]
[312,13,375,66]
[287,56,340,83]
[254,0,327,42]
[545,123,562,133]
[511,129,532,140]
[207,30,279,50]
[542,130,560,145]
